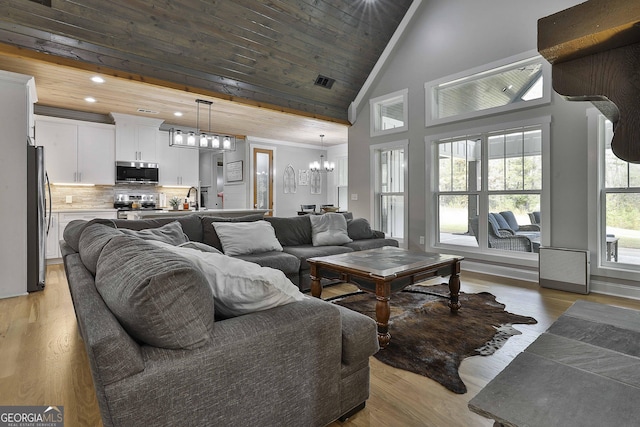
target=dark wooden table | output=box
[469,300,640,426]
[308,246,463,348]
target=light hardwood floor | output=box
[2,265,640,427]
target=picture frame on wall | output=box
[226,160,243,183]
[299,169,310,186]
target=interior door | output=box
[253,148,273,216]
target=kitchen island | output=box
[123,208,270,220]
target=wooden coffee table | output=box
[308,246,463,348]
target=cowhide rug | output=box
[330,283,537,394]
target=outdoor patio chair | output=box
[499,211,540,232]
[469,216,534,252]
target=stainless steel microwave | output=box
[115,161,159,184]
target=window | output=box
[600,117,640,267]
[434,120,547,257]
[336,156,348,210]
[425,51,551,127]
[370,89,408,136]
[371,141,408,245]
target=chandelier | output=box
[169,99,236,151]
[309,134,334,172]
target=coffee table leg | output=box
[448,260,461,311]
[310,264,322,298]
[376,282,391,349]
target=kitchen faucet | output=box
[186,186,199,210]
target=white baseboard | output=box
[463,260,640,301]
[590,279,640,301]
[461,260,538,283]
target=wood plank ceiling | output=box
[0,0,413,145]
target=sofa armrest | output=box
[106,297,348,427]
[334,305,379,365]
[64,254,145,386]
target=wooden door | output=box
[253,148,273,216]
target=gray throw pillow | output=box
[64,218,117,252]
[347,218,374,240]
[212,220,283,256]
[309,213,353,246]
[119,221,188,245]
[78,223,125,275]
[95,235,215,350]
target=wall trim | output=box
[461,260,539,283]
[463,260,640,301]
[590,279,640,301]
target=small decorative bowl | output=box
[321,206,339,213]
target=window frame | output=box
[426,116,551,267]
[587,108,640,279]
[424,50,551,127]
[370,139,409,247]
[369,89,409,137]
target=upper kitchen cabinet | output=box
[35,116,115,185]
[157,130,199,187]
[111,113,164,162]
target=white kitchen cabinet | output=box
[157,130,199,186]
[112,113,164,162]
[35,119,77,183]
[35,116,115,185]
[45,212,59,260]
[78,124,115,184]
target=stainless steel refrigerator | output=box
[27,144,50,292]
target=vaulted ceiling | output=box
[0,0,414,145]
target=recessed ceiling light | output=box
[174,112,183,117]
[91,76,105,83]
[84,97,96,103]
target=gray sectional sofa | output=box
[61,213,389,426]
[89,212,398,291]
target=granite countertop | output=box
[123,208,270,219]
[53,208,118,213]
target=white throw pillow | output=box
[309,213,353,246]
[147,240,305,318]
[212,220,283,256]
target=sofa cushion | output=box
[201,213,265,251]
[283,245,354,271]
[149,241,305,319]
[95,235,215,350]
[234,251,300,276]
[64,218,116,252]
[119,221,189,245]
[491,212,511,231]
[113,214,204,242]
[347,218,374,240]
[213,220,283,256]
[78,223,125,275]
[499,211,520,231]
[343,238,399,251]
[265,216,313,246]
[309,213,353,246]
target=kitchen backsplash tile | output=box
[50,185,192,210]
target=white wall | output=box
[247,136,331,217]
[349,0,594,258]
[0,71,33,298]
